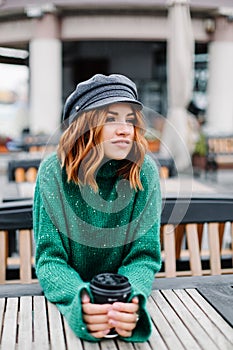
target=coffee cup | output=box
[90,273,132,337]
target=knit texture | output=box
[33,153,162,342]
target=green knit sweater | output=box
[33,153,162,342]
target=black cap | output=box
[62,74,143,125]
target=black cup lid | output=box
[91,273,130,290]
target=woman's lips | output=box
[111,140,131,148]
[111,139,131,145]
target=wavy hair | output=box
[57,104,148,192]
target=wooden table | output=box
[0,275,232,349]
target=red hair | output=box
[57,105,148,191]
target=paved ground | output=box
[0,152,233,201]
[194,168,233,194]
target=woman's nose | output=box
[115,122,131,135]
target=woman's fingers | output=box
[108,311,138,332]
[108,310,138,324]
[112,300,139,314]
[107,299,140,337]
[82,302,112,338]
[86,320,110,332]
[81,291,90,304]
[115,328,132,338]
[83,313,109,325]
[82,302,111,315]
[131,296,139,304]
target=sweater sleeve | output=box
[33,177,98,342]
[117,156,162,342]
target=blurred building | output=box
[0,0,232,136]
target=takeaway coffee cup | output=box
[90,273,132,338]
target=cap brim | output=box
[82,96,143,112]
[67,97,143,125]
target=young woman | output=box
[33,74,162,342]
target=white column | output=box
[206,16,233,134]
[29,14,62,136]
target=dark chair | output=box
[150,153,177,178]
[0,200,34,284]
[8,159,41,182]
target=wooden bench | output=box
[206,135,233,174]
[0,197,232,284]
[159,197,233,277]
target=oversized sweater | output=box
[33,153,162,342]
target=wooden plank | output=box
[1,297,18,350]
[151,290,201,349]
[147,326,168,350]
[174,289,233,349]
[18,296,32,348]
[97,339,118,350]
[147,293,185,349]
[33,296,49,349]
[115,339,135,350]
[208,223,221,275]
[186,224,202,276]
[0,230,7,284]
[0,298,6,337]
[82,339,101,349]
[161,289,220,350]
[62,316,84,349]
[163,224,176,277]
[186,289,233,344]
[47,300,66,349]
[134,341,154,350]
[19,229,32,283]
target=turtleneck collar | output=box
[96,158,126,178]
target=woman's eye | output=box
[127,118,136,124]
[106,117,115,123]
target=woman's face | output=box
[101,103,135,160]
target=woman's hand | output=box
[108,297,139,338]
[82,293,139,339]
[82,292,112,338]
